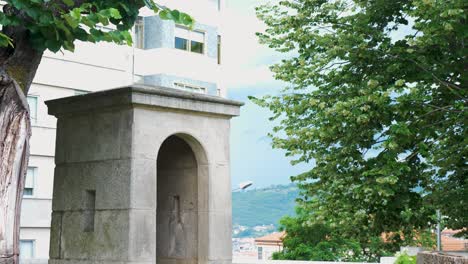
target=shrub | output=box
[395,252,417,264]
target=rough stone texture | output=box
[46,85,242,264]
[417,252,468,264]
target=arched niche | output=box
[156,134,208,264]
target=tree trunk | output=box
[0,79,31,264]
[0,13,43,262]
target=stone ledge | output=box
[46,85,243,118]
[417,251,468,264]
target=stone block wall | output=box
[417,252,468,264]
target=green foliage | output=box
[395,253,417,264]
[254,0,466,260]
[232,184,298,230]
[0,0,193,52]
[413,230,436,248]
[0,32,13,47]
[273,207,393,262]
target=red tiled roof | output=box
[255,231,286,245]
[257,229,467,252]
[442,229,468,251]
[442,229,465,236]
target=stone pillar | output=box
[46,86,242,264]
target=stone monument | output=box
[45,85,242,264]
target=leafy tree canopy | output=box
[0,0,193,52]
[273,207,371,262]
[254,0,466,258]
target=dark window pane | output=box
[217,35,221,64]
[24,188,33,196]
[191,41,204,54]
[175,37,188,50]
[134,17,144,49]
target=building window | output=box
[134,16,144,49]
[174,83,206,94]
[217,35,221,64]
[174,26,205,54]
[175,36,188,50]
[217,89,221,96]
[27,96,38,124]
[19,240,35,259]
[258,246,263,260]
[24,167,36,197]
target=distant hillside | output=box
[232,184,299,230]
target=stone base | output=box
[417,251,468,264]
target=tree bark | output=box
[0,80,31,264]
[0,11,43,262]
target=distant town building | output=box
[232,238,257,262]
[441,230,468,252]
[254,231,286,260]
[249,229,467,262]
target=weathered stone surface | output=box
[52,159,132,211]
[417,252,468,264]
[46,85,242,264]
[128,209,156,261]
[48,212,62,259]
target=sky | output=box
[224,0,311,189]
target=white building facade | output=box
[20,0,226,261]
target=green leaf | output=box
[45,39,62,52]
[64,15,79,28]
[170,10,180,22]
[74,27,88,41]
[0,32,14,47]
[62,0,74,7]
[81,17,95,28]
[158,10,172,20]
[71,8,81,20]
[179,13,193,26]
[120,30,133,46]
[143,0,156,10]
[96,14,109,26]
[63,40,75,51]
[108,8,122,19]
[395,79,405,87]
[25,7,41,20]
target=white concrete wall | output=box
[257,245,284,260]
[35,40,224,95]
[19,228,51,260]
[35,43,132,92]
[134,48,221,84]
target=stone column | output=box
[46,86,242,264]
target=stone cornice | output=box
[46,85,243,117]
